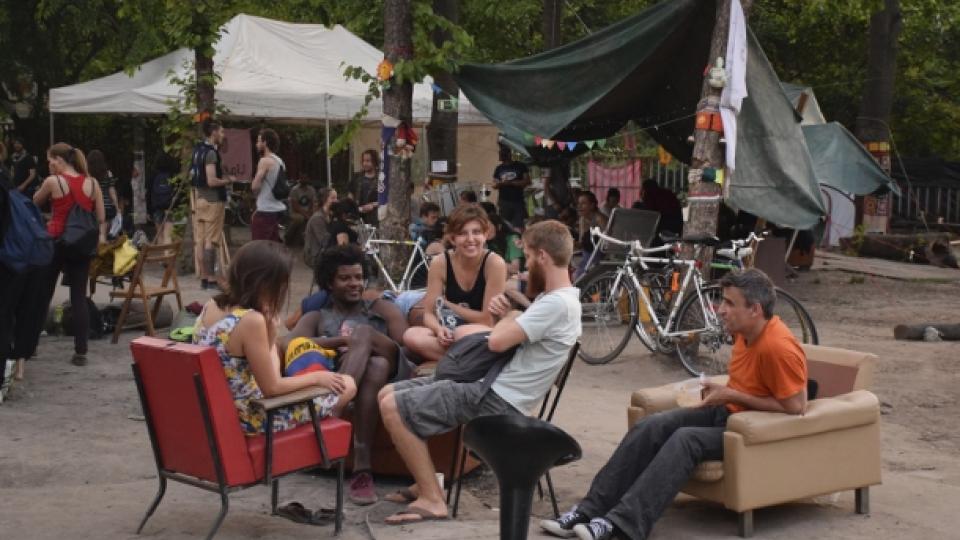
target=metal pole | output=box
[324,94,332,187]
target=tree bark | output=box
[542,0,563,50]
[382,0,415,276]
[195,48,215,115]
[427,0,459,184]
[855,0,902,143]
[683,0,743,271]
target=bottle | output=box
[53,304,65,336]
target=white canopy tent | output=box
[50,13,488,123]
[49,13,490,182]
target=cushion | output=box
[691,460,724,482]
[246,417,352,480]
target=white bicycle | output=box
[361,224,431,294]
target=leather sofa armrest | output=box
[725,390,879,445]
[631,375,730,415]
[252,386,332,411]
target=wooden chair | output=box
[110,242,183,344]
[449,342,581,518]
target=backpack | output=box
[151,171,174,211]
[0,190,54,273]
[270,155,291,201]
[189,142,213,189]
[434,332,518,400]
[57,176,99,260]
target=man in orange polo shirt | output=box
[541,269,807,540]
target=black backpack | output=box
[189,142,214,189]
[270,155,290,201]
[151,171,174,211]
[57,176,99,260]
[434,332,518,401]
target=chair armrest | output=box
[725,390,879,445]
[252,386,331,411]
[630,375,729,415]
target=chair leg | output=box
[451,446,468,518]
[205,491,230,540]
[855,487,870,515]
[445,428,462,505]
[544,470,560,518]
[136,476,167,534]
[738,510,754,538]
[112,297,133,344]
[335,460,344,535]
[270,479,279,514]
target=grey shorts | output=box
[392,376,521,439]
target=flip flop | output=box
[384,488,417,504]
[385,506,449,525]
[276,502,315,525]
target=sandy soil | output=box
[1,247,959,540]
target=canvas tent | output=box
[50,14,488,124]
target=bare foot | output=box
[13,359,24,381]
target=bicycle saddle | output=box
[682,233,721,247]
[658,231,680,243]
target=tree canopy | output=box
[1,0,957,159]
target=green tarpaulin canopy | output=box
[803,122,900,196]
[455,0,827,229]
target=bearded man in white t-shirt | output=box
[377,219,582,525]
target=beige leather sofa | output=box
[627,344,881,537]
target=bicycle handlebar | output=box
[589,227,675,255]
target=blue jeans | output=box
[577,405,730,540]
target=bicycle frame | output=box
[363,229,429,294]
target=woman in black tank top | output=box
[402,204,507,363]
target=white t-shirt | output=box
[256,154,287,212]
[491,286,582,413]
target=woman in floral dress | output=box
[194,240,356,435]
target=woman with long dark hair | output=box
[193,240,356,434]
[33,143,107,366]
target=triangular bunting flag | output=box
[534,135,543,146]
[543,139,555,149]
[585,140,596,149]
[567,141,578,151]
[596,139,607,148]
[557,141,567,151]
[523,133,535,144]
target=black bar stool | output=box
[463,414,581,540]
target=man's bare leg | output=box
[380,391,447,521]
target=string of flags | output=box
[430,83,459,111]
[520,111,699,152]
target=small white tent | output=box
[49,13,489,125]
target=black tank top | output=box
[444,250,491,311]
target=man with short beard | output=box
[377,220,582,525]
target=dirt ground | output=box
[2,242,959,540]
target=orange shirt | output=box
[726,316,807,413]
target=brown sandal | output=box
[384,488,417,504]
[385,506,449,525]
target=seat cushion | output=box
[246,417,352,480]
[692,460,724,482]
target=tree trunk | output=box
[684,0,744,272]
[844,232,955,265]
[427,0,459,184]
[542,0,563,50]
[854,0,901,233]
[195,48,215,115]
[382,0,415,276]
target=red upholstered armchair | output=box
[130,337,352,538]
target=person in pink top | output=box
[32,143,107,366]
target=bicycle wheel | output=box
[634,269,678,354]
[674,285,820,377]
[771,287,819,345]
[577,267,639,364]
